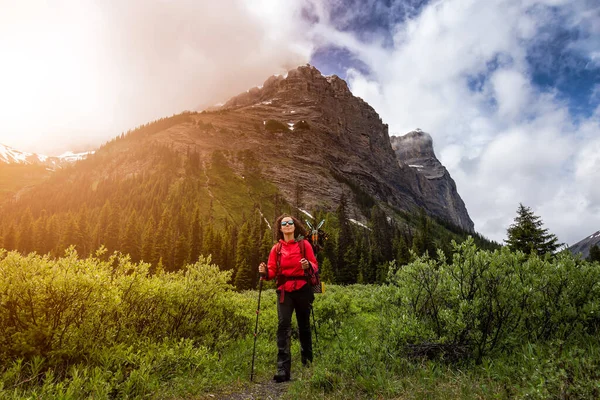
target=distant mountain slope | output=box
[569,230,600,259]
[0,143,94,201]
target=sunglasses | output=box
[281,221,295,226]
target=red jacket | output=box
[266,239,318,292]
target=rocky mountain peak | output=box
[222,64,352,109]
[391,129,435,160]
[391,130,443,179]
[391,130,474,232]
[205,66,474,231]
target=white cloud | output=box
[0,0,597,246]
[490,69,532,121]
[309,0,600,245]
[0,0,312,154]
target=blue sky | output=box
[310,0,599,119]
[0,0,598,245]
[300,0,600,245]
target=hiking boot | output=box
[273,370,290,383]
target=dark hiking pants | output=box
[276,284,314,375]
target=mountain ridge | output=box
[569,230,600,259]
[0,65,474,232]
[0,143,92,168]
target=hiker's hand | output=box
[258,262,267,277]
[300,258,309,270]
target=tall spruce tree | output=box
[17,209,34,254]
[234,222,254,290]
[3,224,16,251]
[505,203,560,255]
[122,211,141,262]
[335,192,357,284]
[189,210,202,264]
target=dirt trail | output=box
[202,378,291,400]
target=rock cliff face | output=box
[215,65,473,231]
[390,130,474,232]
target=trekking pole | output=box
[250,277,264,382]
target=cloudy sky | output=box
[1,0,598,245]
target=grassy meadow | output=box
[0,239,599,399]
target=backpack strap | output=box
[275,242,283,279]
[298,238,306,259]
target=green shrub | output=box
[387,238,600,363]
[0,249,248,369]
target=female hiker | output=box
[258,214,318,383]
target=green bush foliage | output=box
[0,248,248,369]
[387,238,600,363]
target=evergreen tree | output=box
[173,233,190,270]
[320,257,334,283]
[154,209,174,270]
[95,201,112,252]
[260,228,274,262]
[505,204,560,256]
[202,224,215,259]
[221,221,237,272]
[45,216,60,256]
[411,208,435,257]
[335,193,358,284]
[189,209,203,264]
[75,209,91,256]
[141,217,156,264]
[33,214,47,253]
[17,208,34,253]
[367,206,394,283]
[106,205,121,253]
[3,224,16,250]
[234,222,254,290]
[58,214,79,254]
[589,244,600,262]
[394,235,410,266]
[122,211,141,262]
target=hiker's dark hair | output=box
[275,214,308,241]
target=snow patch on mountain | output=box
[0,143,93,166]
